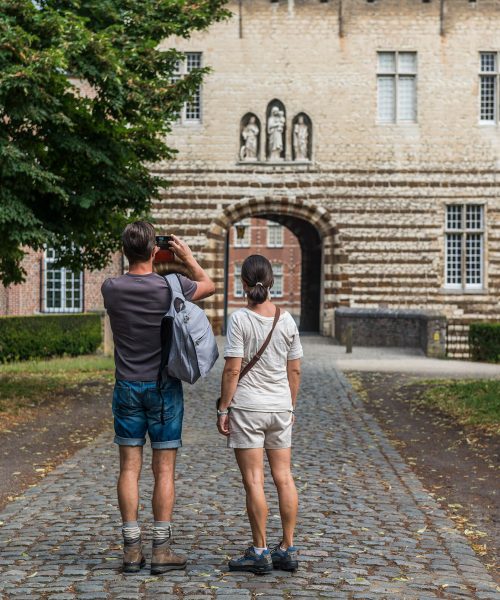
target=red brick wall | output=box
[0,249,123,316]
[228,218,302,322]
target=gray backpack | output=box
[157,274,219,387]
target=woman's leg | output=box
[234,448,267,548]
[266,448,298,548]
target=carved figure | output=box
[293,115,309,160]
[240,116,259,161]
[267,106,285,161]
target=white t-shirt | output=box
[223,308,303,412]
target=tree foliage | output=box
[0,0,230,284]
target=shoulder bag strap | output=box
[238,307,281,382]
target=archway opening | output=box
[224,213,322,334]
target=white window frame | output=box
[234,263,244,298]
[43,248,83,312]
[377,51,418,124]
[267,222,284,248]
[272,263,284,298]
[444,205,485,291]
[233,218,251,248]
[173,52,202,124]
[479,52,499,124]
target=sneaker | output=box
[150,540,187,575]
[228,547,273,574]
[270,542,299,572]
[122,538,146,574]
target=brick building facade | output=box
[2,0,500,356]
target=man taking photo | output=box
[101,221,215,574]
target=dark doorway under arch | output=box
[257,213,321,333]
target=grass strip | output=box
[417,379,500,434]
[0,354,114,414]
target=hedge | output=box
[0,314,102,362]
[469,322,500,363]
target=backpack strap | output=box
[238,307,280,381]
[157,273,186,425]
[165,272,185,302]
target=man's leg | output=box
[234,448,267,548]
[151,448,177,521]
[117,445,145,573]
[149,448,187,574]
[117,446,143,522]
[266,448,298,549]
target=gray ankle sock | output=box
[122,521,141,545]
[153,521,172,547]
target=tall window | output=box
[479,52,499,123]
[272,264,284,297]
[44,248,83,312]
[234,219,251,248]
[267,222,284,248]
[234,263,244,298]
[377,52,417,123]
[445,205,484,290]
[173,52,202,123]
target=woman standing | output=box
[217,255,303,574]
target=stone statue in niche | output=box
[240,116,259,161]
[267,106,285,161]
[293,114,309,161]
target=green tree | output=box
[0,0,229,285]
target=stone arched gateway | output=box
[202,196,343,336]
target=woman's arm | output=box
[217,356,243,436]
[287,358,301,412]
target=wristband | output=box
[217,409,229,416]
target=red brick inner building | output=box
[228,218,302,325]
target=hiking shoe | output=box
[151,541,187,574]
[228,547,273,574]
[270,543,299,572]
[122,539,146,574]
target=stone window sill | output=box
[439,288,489,295]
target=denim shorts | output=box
[112,378,184,449]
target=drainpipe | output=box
[222,230,229,335]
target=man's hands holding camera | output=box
[168,234,194,264]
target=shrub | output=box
[469,322,500,363]
[0,314,102,362]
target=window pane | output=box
[267,223,283,247]
[273,264,283,297]
[378,52,396,73]
[466,205,483,230]
[480,75,496,121]
[480,52,496,73]
[446,234,462,286]
[377,76,396,122]
[398,52,417,74]
[186,52,202,72]
[446,205,463,230]
[234,263,244,297]
[466,234,483,286]
[398,76,417,122]
[185,87,201,121]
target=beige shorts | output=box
[227,409,293,449]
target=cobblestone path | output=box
[1,339,499,599]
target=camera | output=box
[155,235,175,263]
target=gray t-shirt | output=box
[101,272,197,381]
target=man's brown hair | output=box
[122,221,156,265]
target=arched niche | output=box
[266,99,286,161]
[291,112,312,161]
[239,113,261,162]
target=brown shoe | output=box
[123,539,146,574]
[151,541,187,574]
